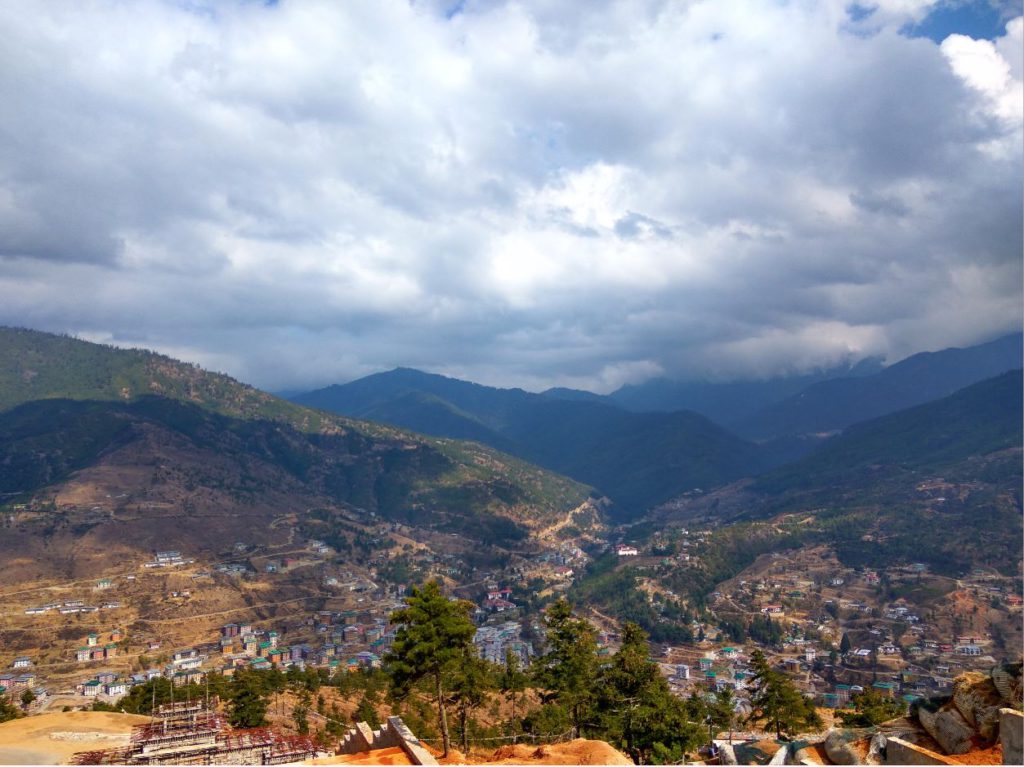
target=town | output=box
[2,506,1021,750]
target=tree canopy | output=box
[747,649,822,738]
[385,580,476,757]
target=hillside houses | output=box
[144,550,192,568]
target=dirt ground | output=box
[432,739,632,765]
[0,711,149,765]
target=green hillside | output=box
[754,369,1023,495]
[294,367,768,519]
[0,326,331,430]
[0,328,591,540]
[645,371,1023,580]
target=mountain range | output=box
[646,369,1023,577]
[293,368,769,520]
[1,326,1020,582]
[543,334,1020,439]
[290,333,1022,518]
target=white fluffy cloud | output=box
[0,0,1020,392]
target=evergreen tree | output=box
[598,622,704,763]
[710,687,737,738]
[230,669,270,728]
[385,580,476,758]
[354,694,381,729]
[747,650,821,738]
[531,598,599,739]
[840,633,852,654]
[292,689,312,735]
[449,646,496,754]
[0,694,20,723]
[500,650,527,744]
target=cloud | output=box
[0,0,1019,393]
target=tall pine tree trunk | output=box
[511,691,517,745]
[460,704,469,754]
[436,670,451,758]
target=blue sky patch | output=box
[903,1,1018,42]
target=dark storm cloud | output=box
[0,0,1019,392]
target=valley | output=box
[0,327,1020,765]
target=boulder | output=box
[718,743,738,765]
[824,729,861,765]
[951,672,1003,742]
[990,663,1023,708]
[917,704,975,755]
[1000,708,1023,766]
[867,732,886,764]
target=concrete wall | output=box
[337,716,438,765]
[885,737,958,765]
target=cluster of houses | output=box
[1,655,38,694]
[474,621,532,665]
[24,598,122,616]
[73,630,125,662]
[144,550,192,568]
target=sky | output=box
[0,0,1020,393]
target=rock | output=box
[951,672,1003,742]
[991,663,1023,708]
[791,746,814,765]
[867,733,886,764]
[824,729,861,765]
[1000,708,1024,766]
[917,704,975,755]
[718,743,738,765]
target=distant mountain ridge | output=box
[293,368,769,519]
[606,357,884,422]
[735,333,1023,439]
[544,334,1021,439]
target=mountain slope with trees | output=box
[0,328,593,558]
[294,368,768,520]
[645,370,1023,582]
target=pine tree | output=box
[230,669,269,728]
[598,622,704,762]
[293,702,310,735]
[500,650,527,744]
[531,598,599,739]
[747,650,821,738]
[354,695,381,729]
[449,646,495,754]
[0,694,20,723]
[385,580,476,758]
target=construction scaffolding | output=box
[71,699,324,765]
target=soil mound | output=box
[0,711,149,765]
[484,739,632,765]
